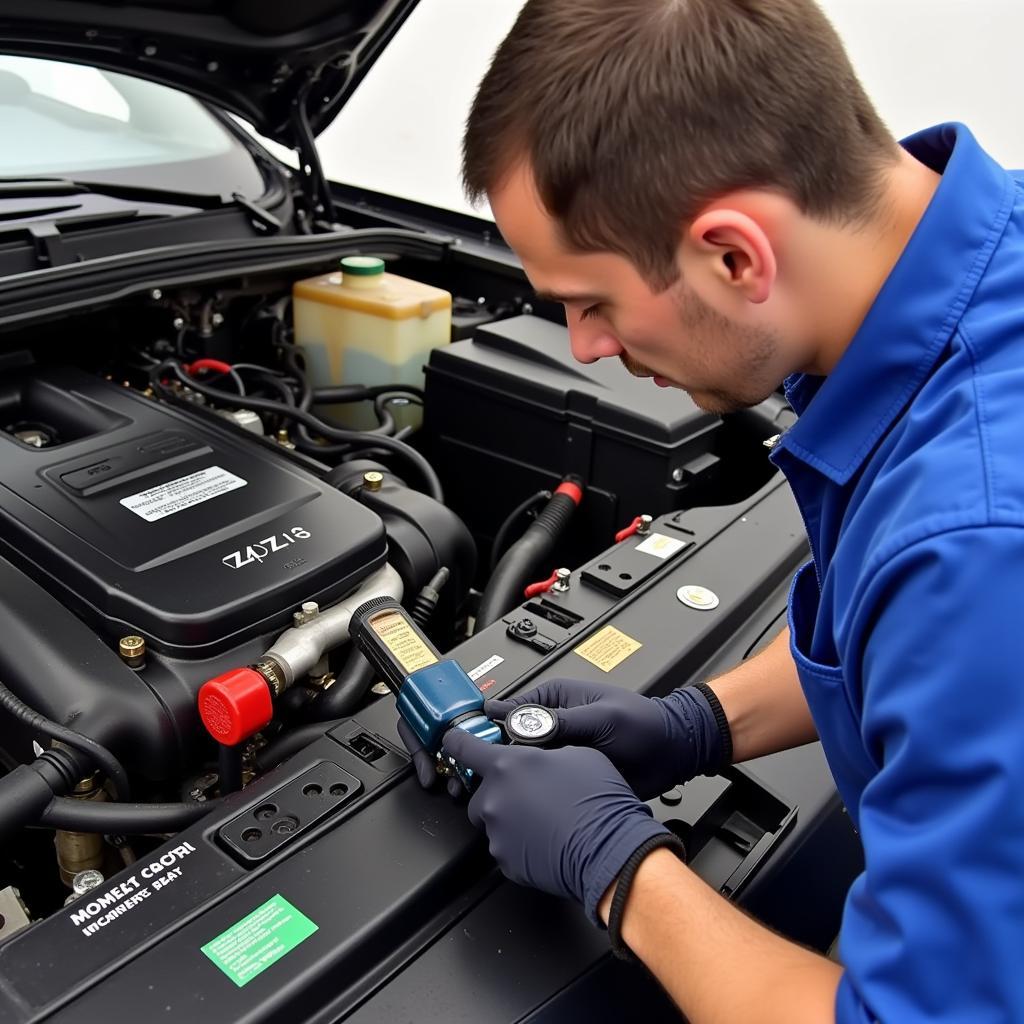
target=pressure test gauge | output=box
[504,704,560,745]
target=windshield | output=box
[0,56,266,197]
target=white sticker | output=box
[635,533,688,559]
[468,654,504,681]
[120,466,246,522]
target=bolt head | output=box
[150,288,162,300]
[363,471,384,492]
[671,468,685,483]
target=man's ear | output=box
[686,209,777,305]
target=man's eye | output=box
[579,304,601,321]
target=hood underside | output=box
[0,0,420,147]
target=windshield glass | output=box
[0,56,265,196]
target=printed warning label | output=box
[369,610,438,673]
[468,654,504,681]
[120,466,246,522]
[635,533,689,559]
[68,841,197,937]
[573,625,643,673]
[201,894,318,988]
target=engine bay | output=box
[0,249,861,1023]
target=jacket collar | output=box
[775,123,1015,485]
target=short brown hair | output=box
[464,0,898,287]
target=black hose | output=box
[155,362,443,501]
[0,764,65,838]
[307,646,377,722]
[0,680,131,801]
[254,720,347,773]
[475,479,584,632]
[490,490,552,571]
[38,796,220,833]
[411,567,450,629]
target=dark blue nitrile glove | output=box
[396,717,465,800]
[485,678,723,800]
[443,728,672,924]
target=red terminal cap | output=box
[554,480,584,505]
[615,516,644,544]
[198,667,273,747]
[524,569,560,599]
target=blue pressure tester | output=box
[349,596,503,788]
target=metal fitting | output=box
[637,515,653,535]
[370,681,392,697]
[293,601,320,628]
[262,564,403,687]
[362,471,384,492]
[552,568,571,593]
[118,635,146,668]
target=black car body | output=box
[0,4,862,1021]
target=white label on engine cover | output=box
[120,466,247,522]
[468,654,504,681]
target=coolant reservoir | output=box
[292,256,452,430]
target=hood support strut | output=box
[291,78,335,234]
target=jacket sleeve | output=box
[836,524,1024,1023]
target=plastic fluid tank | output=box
[293,256,452,430]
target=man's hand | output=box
[442,727,671,922]
[485,678,723,799]
[396,718,465,799]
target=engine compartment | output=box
[0,248,797,935]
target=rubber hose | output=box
[475,485,582,631]
[0,764,64,838]
[490,490,551,571]
[0,680,131,801]
[254,720,347,773]
[38,796,220,833]
[307,646,377,722]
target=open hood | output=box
[0,0,420,147]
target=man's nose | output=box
[567,321,623,364]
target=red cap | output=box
[198,668,273,746]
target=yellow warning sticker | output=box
[369,610,438,673]
[573,625,642,674]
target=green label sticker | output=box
[201,894,318,988]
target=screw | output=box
[363,471,384,492]
[143,44,157,57]
[72,869,104,896]
[211,312,225,327]
[207,61,219,72]
[552,568,571,593]
[171,316,185,330]
[150,288,162,300]
[522,303,534,315]
[118,635,146,668]
[637,515,653,535]
[671,467,685,483]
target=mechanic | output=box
[402,1,1024,1020]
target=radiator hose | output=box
[474,477,583,632]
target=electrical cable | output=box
[490,490,552,571]
[37,796,220,833]
[185,359,247,397]
[152,361,443,501]
[0,680,130,801]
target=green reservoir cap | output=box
[340,256,385,276]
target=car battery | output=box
[422,314,730,568]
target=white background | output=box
[314,0,1024,221]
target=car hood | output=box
[0,0,420,146]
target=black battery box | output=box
[423,315,727,565]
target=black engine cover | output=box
[0,367,386,657]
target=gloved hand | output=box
[485,678,724,800]
[396,717,465,800]
[443,727,673,923]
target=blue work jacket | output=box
[770,123,1024,1023]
